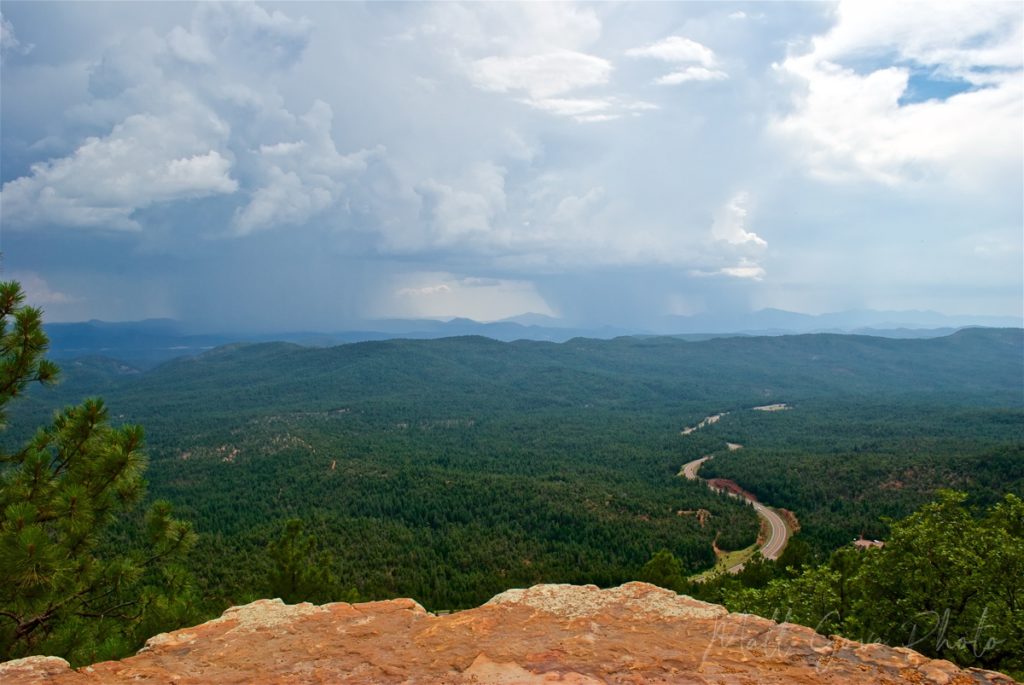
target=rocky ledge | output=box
[1,582,1017,684]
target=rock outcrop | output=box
[1,582,1016,684]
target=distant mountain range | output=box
[43,308,1023,367]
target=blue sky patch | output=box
[898,71,977,105]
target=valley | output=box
[3,323,1022,676]
[6,328,1021,613]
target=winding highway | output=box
[749,498,788,561]
[678,411,792,571]
[679,455,710,480]
[681,453,789,569]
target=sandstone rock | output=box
[0,656,72,680]
[0,582,1017,684]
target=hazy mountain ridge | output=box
[33,327,1024,419]
[43,309,1024,367]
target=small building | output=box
[852,537,885,550]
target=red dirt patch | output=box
[706,478,758,501]
[778,508,801,533]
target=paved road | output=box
[746,500,788,561]
[679,454,790,569]
[680,456,711,480]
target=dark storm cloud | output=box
[1,2,1021,328]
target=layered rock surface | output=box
[1,582,1016,684]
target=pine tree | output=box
[637,549,686,593]
[0,280,196,664]
[266,518,343,604]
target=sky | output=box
[0,1,1021,332]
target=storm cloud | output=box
[1,1,1021,330]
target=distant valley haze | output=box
[0,2,1020,330]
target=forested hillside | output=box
[699,402,1023,550]
[5,329,1022,615]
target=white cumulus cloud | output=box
[626,36,717,67]
[5,272,78,305]
[626,35,728,86]
[469,50,612,100]
[0,12,32,57]
[719,259,767,280]
[415,163,507,246]
[711,192,767,247]
[773,0,1023,187]
[0,3,382,237]
[656,67,728,85]
[442,5,651,122]
[233,100,382,235]
[1,93,238,230]
[188,2,312,70]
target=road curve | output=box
[680,456,711,480]
[680,454,790,570]
[747,500,788,561]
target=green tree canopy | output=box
[855,490,1024,675]
[266,518,348,604]
[721,491,1024,680]
[0,280,196,665]
[637,549,686,593]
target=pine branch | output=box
[74,599,140,620]
[0,610,22,624]
[50,411,101,477]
